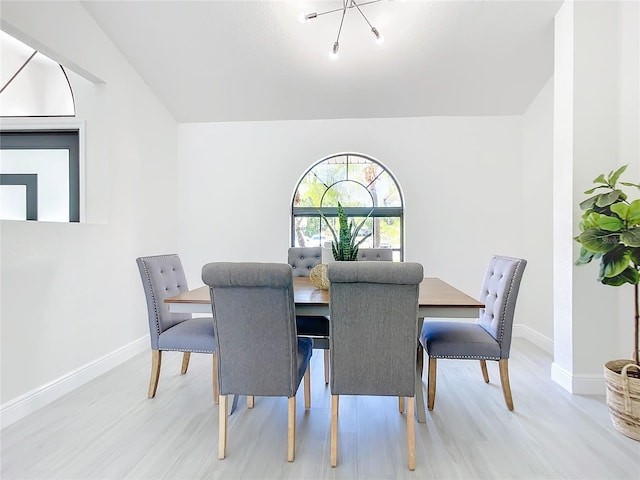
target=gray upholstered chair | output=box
[419,255,527,411]
[288,246,322,276]
[201,262,313,462]
[327,261,423,471]
[288,247,331,384]
[136,254,218,402]
[357,247,393,261]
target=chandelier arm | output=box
[315,6,348,17]
[335,1,348,45]
[313,0,382,18]
[352,0,375,29]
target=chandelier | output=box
[298,0,385,59]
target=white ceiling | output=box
[80,0,562,123]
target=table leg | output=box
[415,360,427,423]
[415,329,427,423]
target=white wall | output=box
[520,77,554,351]
[177,116,528,309]
[552,0,640,393]
[0,0,178,415]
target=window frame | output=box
[291,152,405,260]
[0,118,86,223]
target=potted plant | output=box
[323,202,372,261]
[575,164,640,440]
[309,203,372,289]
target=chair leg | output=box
[480,359,490,383]
[213,353,219,404]
[287,396,296,462]
[398,397,405,413]
[219,395,228,459]
[181,352,191,375]
[324,349,330,385]
[499,359,514,411]
[330,395,339,467]
[407,396,415,471]
[417,343,424,378]
[148,350,162,398]
[304,364,311,409]
[427,357,437,411]
[247,396,254,409]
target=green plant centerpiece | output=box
[322,202,372,261]
[575,164,640,441]
[575,165,640,364]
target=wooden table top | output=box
[165,277,484,310]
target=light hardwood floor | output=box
[1,338,638,479]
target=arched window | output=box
[0,30,80,222]
[0,30,75,117]
[291,152,404,261]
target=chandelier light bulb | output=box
[298,12,317,24]
[329,41,340,60]
[371,27,384,44]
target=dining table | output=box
[165,276,484,423]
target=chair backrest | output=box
[201,262,300,397]
[136,254,191,350]
[357,248,393,261]
[327,261,424,397]
[287,247,322,277]
[477,256,527,358]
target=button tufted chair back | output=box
[137,254,192,350]
[288,246,330,383]
[136,253,217,402]
[357,248,393,261]
[287,247,322,277]
[477,255,527,358]
[419,255,527,412]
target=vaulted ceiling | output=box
[81,0,562,123]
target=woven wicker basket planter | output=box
[604,359,640,441]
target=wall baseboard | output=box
[1,335,149,430]
[551,362,605,395]
[512,323,553,353]
[515,325,605,394]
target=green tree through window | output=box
[291,153,404,261]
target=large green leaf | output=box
[594,213,624,231]
[608,165,627,187]
[601,267,640,286]
[595,190,623,207]
[610,202,628,220]
[575,246,596,265]
[579,212,596,230]
[579,194,600,211]
[600,249,632,278]
[593,173,607,184]
[627,199,640,225]
[575,229,619,253]
[621,228,640,247]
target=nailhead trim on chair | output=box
[139,256,164,338]
[162,347,213,354]
[497,257,526,355]
[432,354,500,360]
